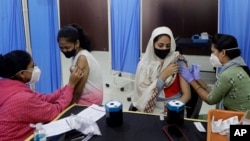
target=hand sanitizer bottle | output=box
[34,123,46,141]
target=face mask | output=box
[154,48,170,59]
[27,66,41,84]
[63,48,76,58]
[209,54,222,67]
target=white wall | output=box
[185,55,213,71]
[185,55,216,85]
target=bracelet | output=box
[195,86,202,91]
[203,84,209,90]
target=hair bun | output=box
[0,54,6,76]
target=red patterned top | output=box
[0,79,73,141]
[163,74,180,98]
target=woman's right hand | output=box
[160,63,178,81]
[67,67,83,88]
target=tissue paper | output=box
[67,114,102,136]
[211,115,239,135]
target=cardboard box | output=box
[207,109,244,141]
[240,110,250,125]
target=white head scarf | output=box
[133,26,179,111]
[143,27,177,63]
[140,26,179,85]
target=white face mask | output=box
[209,54,222,67]
[27,66,41,84]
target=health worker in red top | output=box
[0,50,83,141]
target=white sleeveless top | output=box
[72,50,103,105]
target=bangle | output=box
[195,86,202,91]
[203,84,209,90]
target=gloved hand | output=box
[179,67,194,83]
[177,60,187,68]
[177,54,188,65]
[190,64,201,80]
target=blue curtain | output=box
[111,0,140,74]
[28,0,61,93]
[0,0,26,54]
[219,0,250,67]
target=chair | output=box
[128,87,203,118]
[185,87,203,119]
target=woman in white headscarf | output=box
[132,26,191,113]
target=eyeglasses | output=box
[10,64,36,78]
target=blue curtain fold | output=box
[111,0,140,74]
[28,0,61,93]
[219,0,250,67]
[0,0,26,54]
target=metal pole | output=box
[21,0,32,55]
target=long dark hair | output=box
[0,50,31,78]
[57,23,92,51]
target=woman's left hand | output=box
[177,54,188,65]
[70,65,75,73]
[190,64,201,80]
[179,67,194,83]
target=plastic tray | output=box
[207,109,244,141]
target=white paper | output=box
[42,104,105,137]
[77,104,105,121]
[194,122,206,132]
[41,117,71,137]
[241,110,250,125]
[241,118,250,125]
[211,115,239,135]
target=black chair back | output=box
[185,87,203,119]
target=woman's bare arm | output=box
[179,75,191,103]
[196,79,211,92]
[70,55,89,104]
